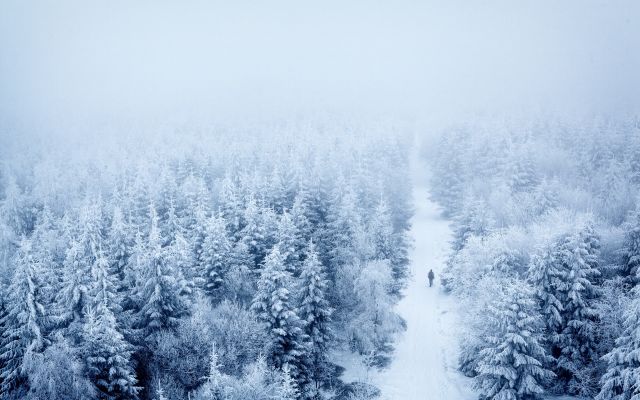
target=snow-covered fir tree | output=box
[528,242,566,346]
[201,215,233,300]
[277,211,303,275]
[251,247,309,386]
[597,286,640,400]
[279,364,301,400]
[622,209,640,286]
[136,205,190,338]
[82,304,139,400]
[450,198,494,252]
[107,206,133,290]
[555,226,601,395]
[0,239,48,397]
[297,241,332,391]
[241,197,269,268]
[474,282,554,400]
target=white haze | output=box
[0,0,639,132]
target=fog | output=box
[1,0,639,130]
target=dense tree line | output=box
[428,117,640,400]
[0,125,412,400]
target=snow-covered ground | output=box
[334,144,476,400]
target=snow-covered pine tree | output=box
[532,178,559,216]
[556,226,602,395]
[277,211,303,275]
[622,209,640,286]
[368,198,409,293]
[325,185,363,272]
[219,173,245,239]
[369,198,393,261]
[474,282,554,400]
[528,243,565,346]
[201,215,232,300]
[429,132,466,217]
[268,166,289,214]
[509,155,539,193]
[0,175,33,236]
[450,198,494,253]
[0,238,48,396]
[58,198,106,325]
[597,286,640,400]
[161,195,183,242]
[241,197,268,268]
[291,191,313,245]
[251,247,309,386]
[279,364,301,400]
[107,206,133,289]
[89,246,122,313]
[297,241,332,391]
[196,343,226,400]
[136,205,189,338]
[82,304,139,400]
[180,174,210,274]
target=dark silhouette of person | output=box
[428,269,435,287]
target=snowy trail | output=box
[367,151,476,400]
[336,143,475,399]
[377,192,474,399]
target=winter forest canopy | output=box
[1,1,640,400]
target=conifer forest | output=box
[1,1,639,399]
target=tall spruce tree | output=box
[136,205,189,338]
[555,226,601,394]
[82,304,139,400]
[0,239,48,396]
[622,209,640,286]
[597,286,640,400]
[297,241,332,392]
[201,215,232,299]
[474,282,554,400]
[251,247,309,386]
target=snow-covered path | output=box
[377,194,474,399]
[335,144,476,399]
[366,151,476,400]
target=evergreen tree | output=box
[291,191,313,244]
[251,247,309,385]
[201,215,232,299]
[198,343,225,400]
[597,286,640,400]
[0,239,48,396]
[58,199,105,324]
[622,209,640,286]
[528,243,565,343]
[298,241,332,392]
[277,211,303,275]
[509,155,539,193]
[82,304,139,400]
[369,198,394,262]
[136,205,189,338]
[241,197,268,268]
[451,199,494,253]
[107,206,133,289]
[325,186,364,271]
[474,282,554,400]
[219,173,244,238]
[89,246,121,313]
[368,198,409,293]
[555,226,601,394]
[279,364,301,400]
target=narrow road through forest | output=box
[368,148,476,400]
[334,142,475,399]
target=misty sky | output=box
[1,0,639,127]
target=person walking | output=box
[428,269,435,287]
